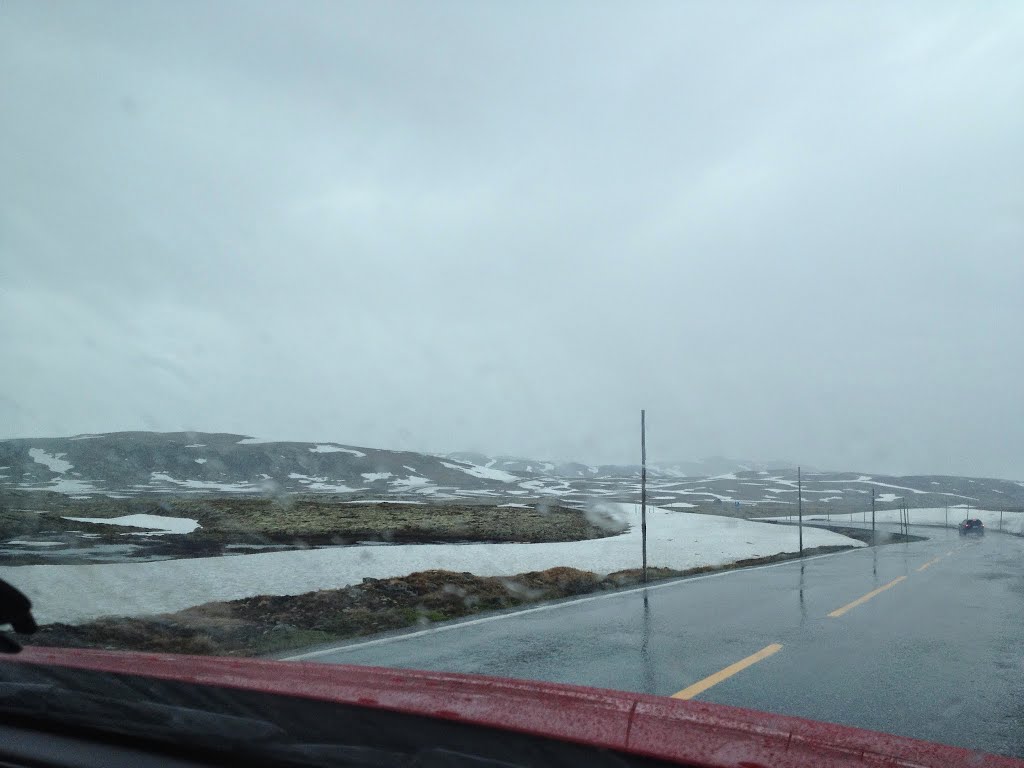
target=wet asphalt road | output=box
[293,525,1024,757]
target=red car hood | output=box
[5,645,1022,768]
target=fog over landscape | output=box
[3,2,1022,478]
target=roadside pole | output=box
[945,505,948,529]
[798,466,803,555]
[1000,511,1003,531]
[641,410,647,584]
[871,488,876,544]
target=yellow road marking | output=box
[916,556,942,572]
[828,576,907,618]
[671,643,783,700]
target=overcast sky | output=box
[2,2,1022,478]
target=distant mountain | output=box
[653,456,809,476]
[446,452,808,480]
[0,432,534,501]
[1,432,1021,512]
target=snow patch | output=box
[361,472,393,482]
[390,476,433,490]
[28,448,72,473]
[302,481,363,492]
[851,477,974,499]
[518,480,573,495]
[22,478,97,494]
[441,461,519,483]
[149,473,255,493]
[677,491,734,502]
[285,473,363,492]
[63,514,200,534]
[309,444,367,457]
[194,458,207,464]
[6,541,63,547]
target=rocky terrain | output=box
[3,432,1021,513]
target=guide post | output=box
[641,409,647,584]
[798,466,803,555]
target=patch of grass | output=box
[2,496,618,550]
[245,628,339,656]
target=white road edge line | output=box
[281,547,862,661]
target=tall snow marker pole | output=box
[798,466,803,555]
[945,505,948,529]
[641,409,648,584]
[871,488,876,544]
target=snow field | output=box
[4,504,862,625]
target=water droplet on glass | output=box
[584,502,628,533]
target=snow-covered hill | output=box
[2,432,1022,512]
[444,452,803,480]
[0,432,534,501]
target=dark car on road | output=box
[959,518,985,536]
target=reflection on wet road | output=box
[295,525,1024,758]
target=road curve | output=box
[291,525,1024,758]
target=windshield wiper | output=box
[0,578,38,653]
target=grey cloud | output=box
[2,1,1023,478]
